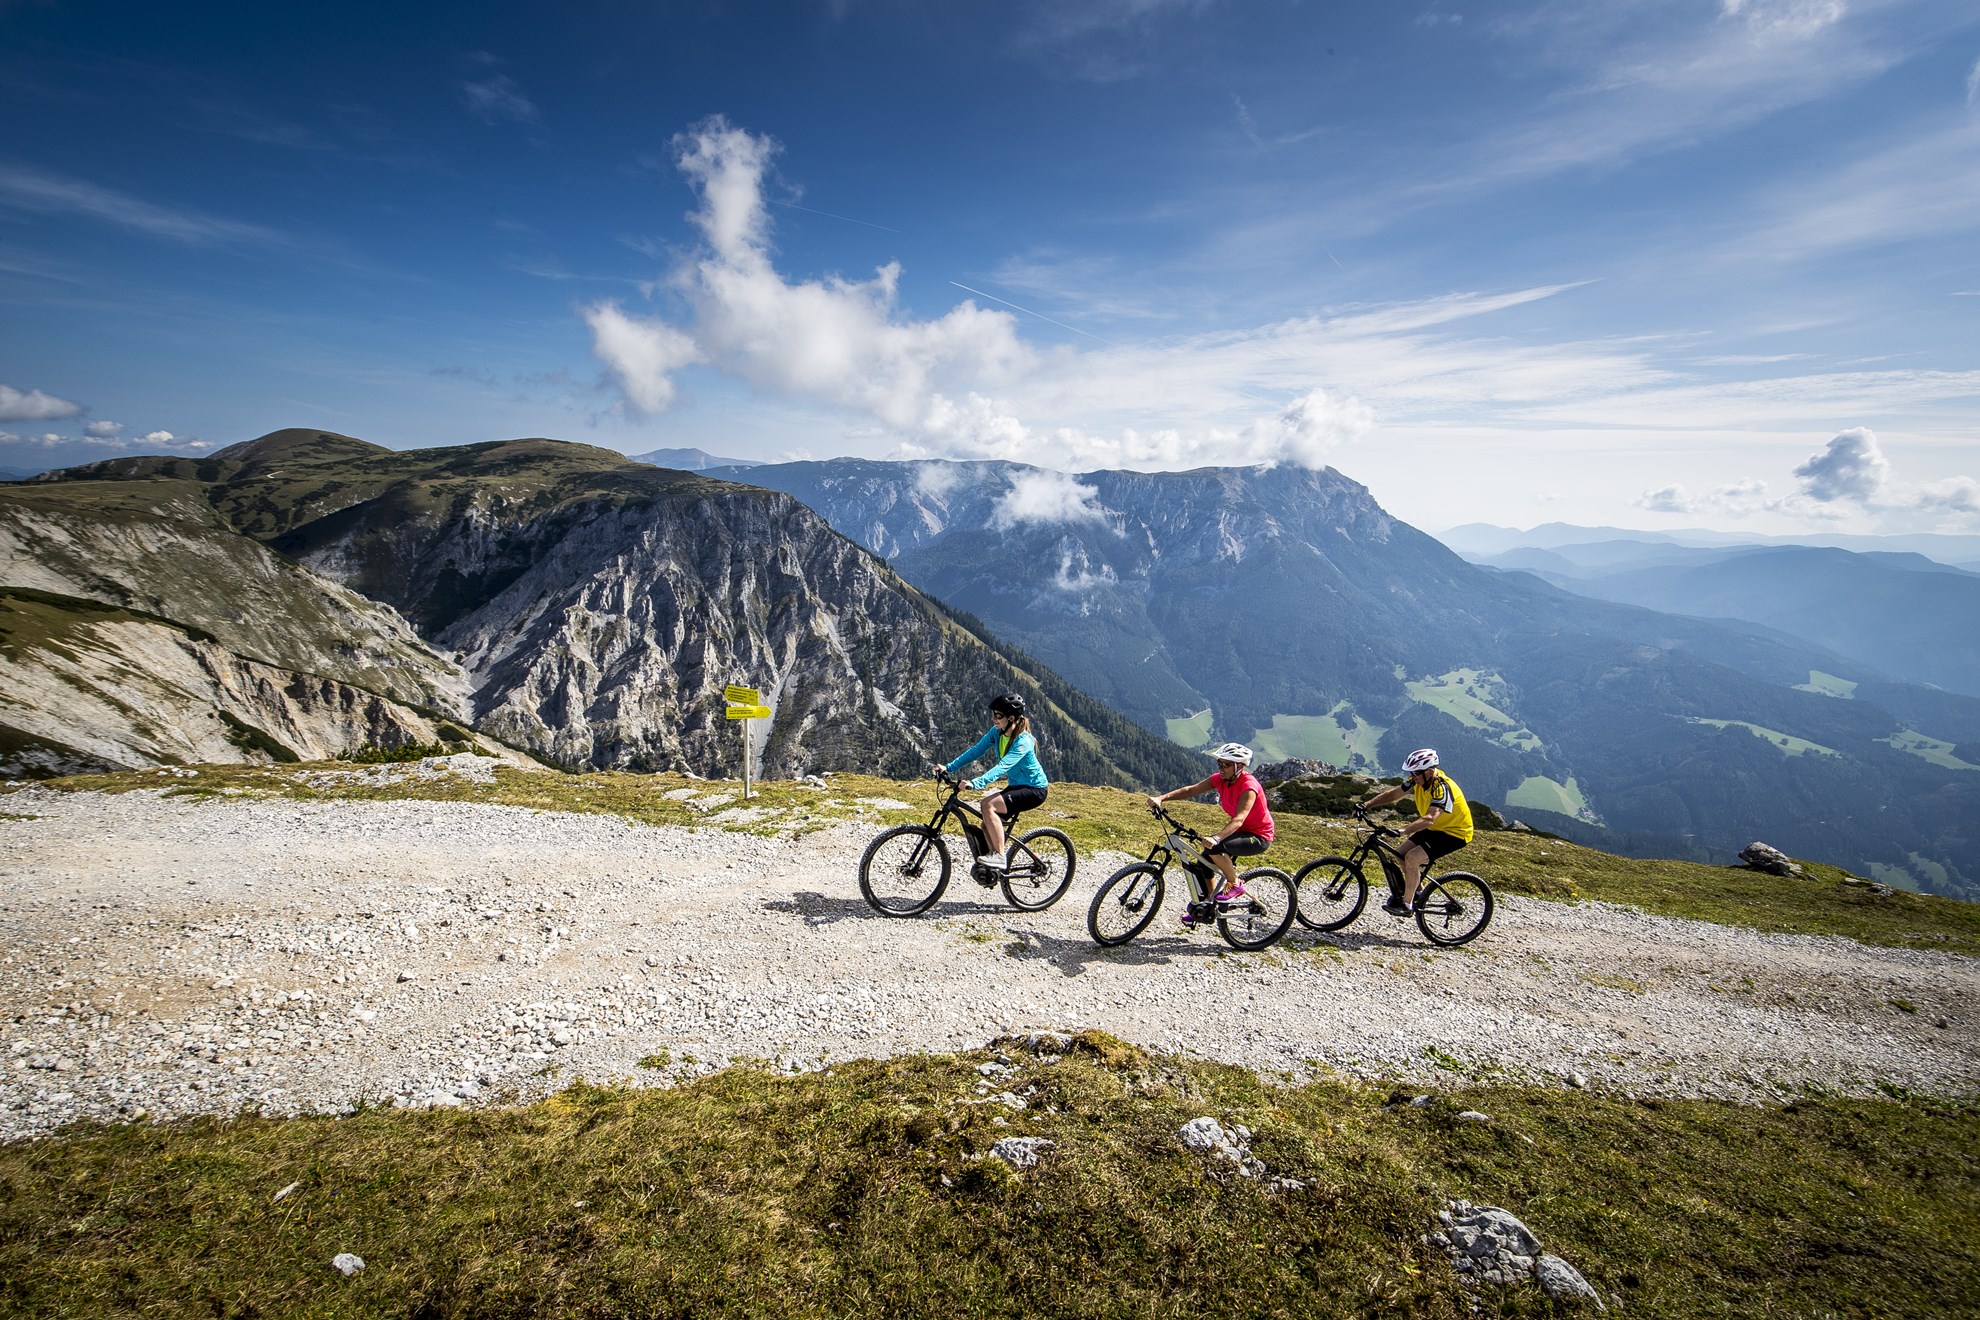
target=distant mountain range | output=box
[1470,542,1980,699]
[0,467,35,483]
[1443,521,1980,572]
[1,432,1201,791]
[628,446,760,471]
[718,458,1980,899]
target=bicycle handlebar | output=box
[1148,801,1209,843]
[1352,803,1403,840]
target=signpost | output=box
[723,684,763,798]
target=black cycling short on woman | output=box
[1204,831,1268,859]
[1001,784,1048,815]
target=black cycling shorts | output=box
[1205,831,1269,859]
[1400,829,1467,864]
[990,784,1048,816]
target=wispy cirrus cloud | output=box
[460,54,541,125]
[0,164,286,248]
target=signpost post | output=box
[723,685,763,799]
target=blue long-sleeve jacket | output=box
[946,727,1049,790]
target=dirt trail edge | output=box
[3,788,1974,1138]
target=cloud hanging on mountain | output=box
[990,469,1110,530]
[0,384,84,423]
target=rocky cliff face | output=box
[0,479,467,717]
[0,590,473,777]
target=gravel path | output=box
[3,787,1975,1139]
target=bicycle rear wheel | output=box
[1087,863,1165,946]
[1415,871,1493,946]
[1292,855,1367,931]
[1218,867,1296,950]
[1002,826,1076,911]
[858,825,952,916]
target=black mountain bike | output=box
[1292,807,1494,947]
[1086,803,1296,951]
[858,770,1077,916]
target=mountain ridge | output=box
[8,432,1204,790]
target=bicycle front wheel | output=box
[859,825,952,916]
[1218,867,1297,950]
[1003,826,1076,911]
[1415,871,1493,946]
[1088,863,1165,946]
[1293,855,1368,931]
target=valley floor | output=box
[2,786,1975,1139]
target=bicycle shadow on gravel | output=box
[763,891,878,927]
[763,890,1011,927]
[998,926,1274,978]
[1281,927,1482,955]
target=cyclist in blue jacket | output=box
[932,693,1050,870]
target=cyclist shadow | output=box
[999,926,1263,978]
[763,891,877,927]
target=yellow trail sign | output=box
[725,704,771,720]
[723,684,760,706]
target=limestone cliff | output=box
[0,590,485,777]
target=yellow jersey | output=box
[1410,771,1474,843]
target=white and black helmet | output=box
[1402,747,1440,774]
[1210,742,1254,767]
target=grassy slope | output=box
[6,766,1977,1315]
[1,1038,1974,1318]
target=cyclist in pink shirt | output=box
[1146,742,1275,920]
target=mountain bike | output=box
[858,770,1077,916]
[1086,803,1296,951]
[1292,807,1494,946]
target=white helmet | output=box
[1210,742,1253,767]
[1402,747,1440,774]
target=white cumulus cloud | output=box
[1792,426,1889,504]
[0,383,84,422]
[586,117,1033,431]
[990,469,1110,530]
[83,420,123,439]
[584,303,702,413]
[585,117,1377,473]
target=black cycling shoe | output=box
[1382,898,1412,918]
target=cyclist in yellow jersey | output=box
[1357,748,1473,917]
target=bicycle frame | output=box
[1141,804,1222,905]
[915,772,1024,864]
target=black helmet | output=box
[990,693,1027,718]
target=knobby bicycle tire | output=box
[858,825,952,916]
[1088,862,1166,946]
[1292,855,1368,931]
[1002,826,1076,911]
[1218,866,1297,950]
[1415,871,1493,946]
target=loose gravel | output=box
[2,787,1975,1139]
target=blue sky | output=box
[1,0,1976,535]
